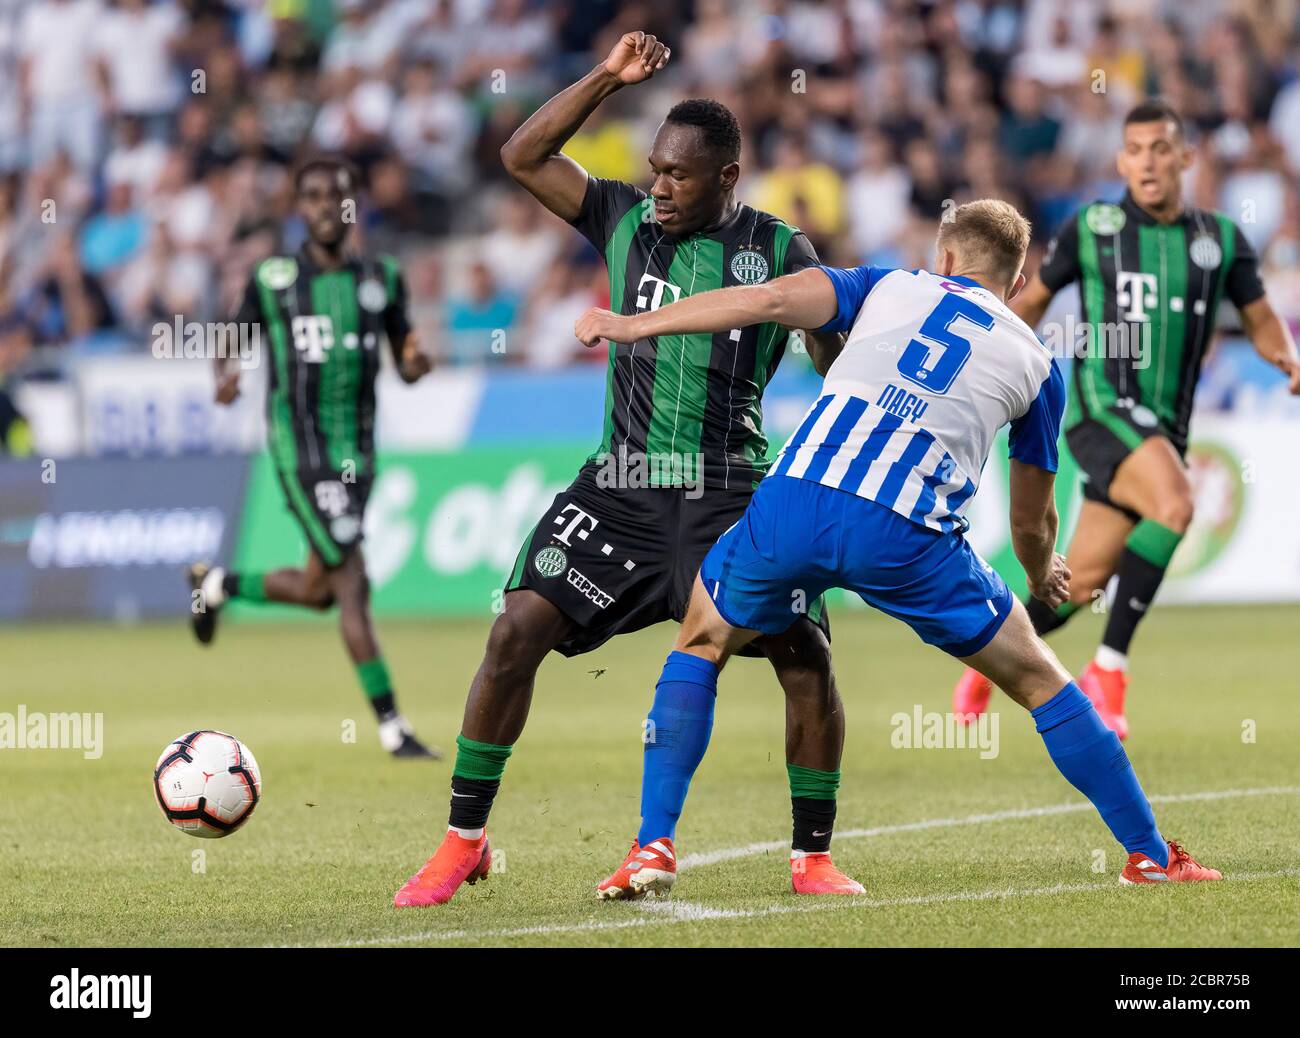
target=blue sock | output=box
[1032,682,1168,868]
[638,651,718,845]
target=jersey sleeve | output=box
[781,229,821,275]
[1008,357,1066,473]
[813,265,894,332]
[1037,214,1081,293]
[233,272,262,327]
[570,176,648,253]
[1223,221,1266,309]
[379,255,412,363]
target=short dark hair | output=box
[1124,99,1185,139]
[664,98,742,164]
[293,155,358,194]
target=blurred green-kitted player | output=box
[189,156,440,760]
[953,100,1300,739]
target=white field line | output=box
[679,785,1300,868]
[295,784,1300,948]
[320,868,1300,948]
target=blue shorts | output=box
[699,475,1013,657]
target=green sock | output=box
[356,657,391,698]
[787,763,840,799]
[453,733,513,782]
[448,734,513,830]
[788,764,840,853]
[1126,519,1183,567]
[1102,519,1184,657]
[224,572,265,602]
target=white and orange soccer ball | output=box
[153,730,262,838]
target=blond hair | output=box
[936,199,1031,287]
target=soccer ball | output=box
[153,730,262,838]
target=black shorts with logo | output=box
[273,465,372,569]
[506,461,830,657]
[1064,401,1185,516]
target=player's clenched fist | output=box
[602,31,670,86]
[575,307,638,348]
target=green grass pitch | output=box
[1,604,1297,947]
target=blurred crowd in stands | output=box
[0,0,1298,390]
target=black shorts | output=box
[1065,402,1184,516]
[506,462,830,657]
[273,465,372,569]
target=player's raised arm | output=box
[499,30,670,222]
[575,267,840,347]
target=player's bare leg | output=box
[953,499,1134,722]
[261,550,335,609]
[1077,435,1194,738]
[460,589,573,745]
[600,578,862,899]
[959,601,1218,883]
[395,589,572,908]
[325,548,439,759]
[187,552,334,645]
[756,619,862,894]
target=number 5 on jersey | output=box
[895,293,993,395]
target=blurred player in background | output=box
[577,199,1222,894]
[952,100,1300,740]
[189,157,440,760]
[395,31,859,909]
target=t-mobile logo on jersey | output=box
[291,314,334,362]
[634,274,683,312]
[552,504,599,547]
[1116,271,1158,323]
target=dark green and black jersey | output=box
[572,176,821,490]
[236,247,411,479]
[1040,192,1264,450]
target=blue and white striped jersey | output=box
[770,267,1065,534]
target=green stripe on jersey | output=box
[599,202,650,455]
[644,237,725,485]
[759,221,795,384]
[1074,207,1114,423]
[1137,223,1187,428]
[311,270,363,473]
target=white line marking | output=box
[679,786,1300,868]
[290,785,1300,948]
[310,868,1300,948]
[636,899,749,921]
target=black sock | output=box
[792,796,837,853]
[221,572,240,598]
[370,692,396,719]
[449,775,500,830]
[1101,548,1166,656]
[1025,595,1076,637]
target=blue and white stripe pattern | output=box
[767,265,1065,535]
[771,393,976,533]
